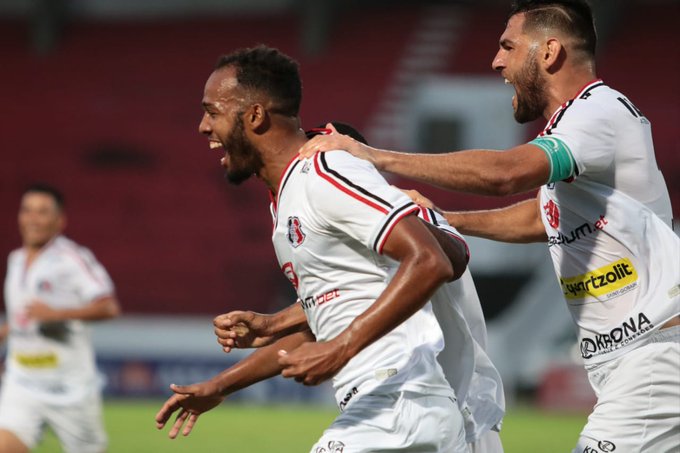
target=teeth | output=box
[209,142,222,149]
[505,79,511,85]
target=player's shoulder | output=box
[313,149,376,172]
[50,236,98,267]
[569,82,635,120]
[8,248,23,264]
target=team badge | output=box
[37,279,53,293]
[287,216,306,248]
[543,200,560,228]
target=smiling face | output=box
[198,66,264,185]
[18,192,65,249]
[492,13,549,124]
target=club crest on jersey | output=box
[287,216,306,248]
[543,200,560,228]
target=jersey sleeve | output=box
[416,207,470,262]
[62,246,115,304]
[309,150,419,254]
[532,100,615,179]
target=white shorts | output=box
[311,391,468,453]
[575,325,680,453]
[0,377,107,453]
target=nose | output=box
[491,50,505,72]
[198,112,211,135]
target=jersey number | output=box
[617,97,645,119]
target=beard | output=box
[222,116,264,185]
[513,51,548,124]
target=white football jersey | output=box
[271,150,456,409]
[536,80,679,365]
[3,236,114,403]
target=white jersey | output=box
[535,79,680,365]
[418,208,505,444]
[271,150,456,408]
[3,236,114,403]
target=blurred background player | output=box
[156,46,472,452]
[299,1,680,451]
[0,184,121,453]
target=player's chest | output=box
[6,256,71,308]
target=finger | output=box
[182,412,201,437]
[217,337,236,347]
[155,397,182,426]
[325,122,338,133]
[170,383,197,395]
[168,409,189,439]
[215,327,237,340]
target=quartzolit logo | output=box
[560,258,638,301]
[287,216,306,248]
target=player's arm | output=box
[155,328,315,439]
[299,123,552,196]
[25,295,121,322]
[0,323,8,344]
[213,303,307,352]
[444,193,547,243]
[278,213,464,385]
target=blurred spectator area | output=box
[1,0,677,315]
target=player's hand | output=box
[213,311,275,352]
[25,301,62,322]
[155,381,224,439]
[298,123,376,164]
[277,340,350,386]
[395,187,442,214]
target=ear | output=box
[543,38,563,69]
[244,104,267,131]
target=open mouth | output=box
[209,141,222,150]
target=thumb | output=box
[325,122,338,134]
[277,349,290,364]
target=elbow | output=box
[105,299,122,319]
[421,251,454,287]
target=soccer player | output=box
[298,1,680,451]
[216,124,505,452]
[0,184,121,453]
[155,46,472,452]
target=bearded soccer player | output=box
[0,184,121,453]
[298,1,680,451]
[155,46,472,452]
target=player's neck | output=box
[543,66,598,120]
[258,128,308,195]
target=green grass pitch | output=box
[35,401,586,452]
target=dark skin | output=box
[155,64,468,438]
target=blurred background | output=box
[0,0,678,449]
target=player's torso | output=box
[3,238,96,391]
[538,83,679,363]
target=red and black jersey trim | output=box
[373,202,419,253]
[315,152,393,214]
[539,79,604,137]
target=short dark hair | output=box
[509,0,597,58]
[306,122,368,145]
[215,45,302,117]
[23,183,65,210]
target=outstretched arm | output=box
[278,213,465,385]
[444,194,547,243]
[298,123,550,196]
[155,328,315,439]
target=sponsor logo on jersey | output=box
[339,386,358,411]
[281,262,299,290]
[543,200,560,228]
[582,439,616,452]
[286,216,306,248]
[315,441,346,453]
[548,215,608,247]
[14,352,59,368]
[559,258,637,301]
[580,312,653,359]
[300,289,341,310]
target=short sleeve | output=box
[416,207,470,262]
[537,100,615,177]
[310,151,419,254]
[62,246,115,304]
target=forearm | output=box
[334,253,451,358]
[213,329,314,395]
[373,145,548,196]
[267,303,307,336]
[57,296,121,321]
[444,197,547,243]
[0,323,8,343]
